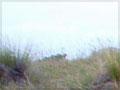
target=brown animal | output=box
[0,64,12,85]
[0,64,8,78]
[0,63,30,86]
[10,62,31,86]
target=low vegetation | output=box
[0,43,119,90]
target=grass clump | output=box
[104,48,120,81]
[0,47,17,68]
[0,44,31,69]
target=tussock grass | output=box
[0,47,17,68]
[106,50,120,81]
[0,44,31,69]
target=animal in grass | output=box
[9,62,30,86]
[0,64,7,78]
[0,64,12,84]
[0,63,30,86]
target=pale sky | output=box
[2,2,118,59]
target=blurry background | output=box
[2,2,118,59]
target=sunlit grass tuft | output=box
[105,48,120,86]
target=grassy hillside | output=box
[0,44,119,90]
